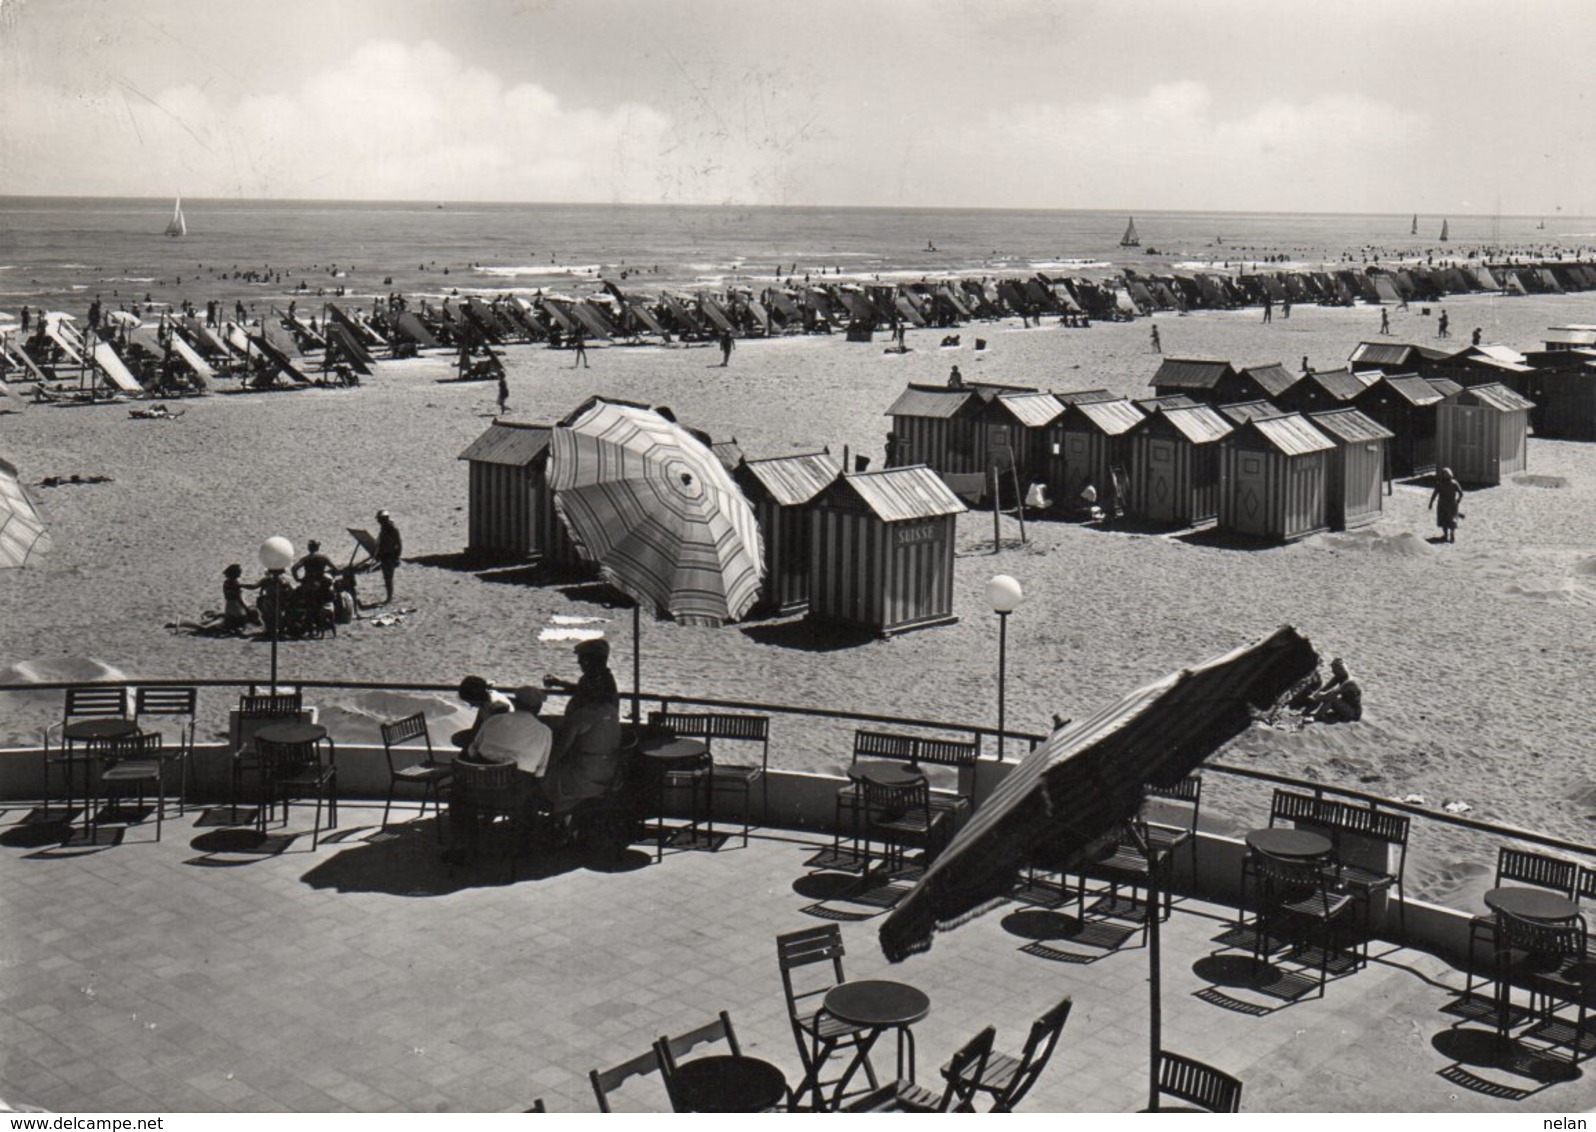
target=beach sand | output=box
[2,290,1594,903]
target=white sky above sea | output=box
[1,0,1592,216]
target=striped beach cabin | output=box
[885,384,987,474]
[1046,396,1146,503]
[1519,346,1596,440]
[808,466,966,636]
[457,421,584,566]
[1308,409,1394,530]
[1357,374,1443,476]
[1436,382,1534,485]
[1217,414,1335,542]
[1150,358,1248,404]
[733,451,841,616]
[981,390,1065,483]
[1126,404,1233,526]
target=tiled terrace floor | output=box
[2,803,1593,1113]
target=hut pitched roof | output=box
[1348,341,1452,369]
[1134,393,1200,413]
[1308,408,1395,443]
[1064,398,1146,436]
[1150,357,1238,390]
[1242,363,1300,399]
[1301,366,1368,402]
[885,386,982,419]
[1543,329,1596,348]
[1154,404,1234,444]
[1452,383,1536,412]
[1056,388,1119,405]
[457,421,552,465]
[735,451,841,507]
[1425,376,1464,398]
[1243,414,1336,457]
[831,465,967,522]
[1218,399,1287,424]
[1379,374,1445,407]
[710,439,744,471]
[992,391,1065,428]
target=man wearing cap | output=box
[375,510,402,604]
[539,638,623,815]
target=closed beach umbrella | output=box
[878,625,1318,1108]
[0,457,52,568]
[549,397,763,718]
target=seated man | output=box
[450,674,514,750]
[1307,658,1363,723]
[444,685,554,863]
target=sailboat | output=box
[1537,218,1546,230]
[1438,219,1449,242]
[1119,217,1140,248]
[1410,214,1418,235]
[165,196,186,238]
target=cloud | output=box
[912,82,1434,212]
[1,39,672,202]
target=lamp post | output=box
[987,574,1023,760]
[259,537,294,692]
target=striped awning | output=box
[0,457,51,568]
[879,625,1319,962]
[549,400,763,626]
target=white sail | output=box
[1120,217,1140,247]
[1439,219,1449,242]
[165,196,186,238]
[1410,214,1417,235]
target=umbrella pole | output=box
[632,602,642,725]
[1147,847,1163,1112]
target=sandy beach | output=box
[3,289,1594,903]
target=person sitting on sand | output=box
[332,567,360,625]
[170,564,258,636]
[1306,658,1362,723]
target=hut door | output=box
[1454,405,1484,478]
[1063,431,1093,498]
[1147,439,1176,522]
[1232,452,1270,536]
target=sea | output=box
[1,196,1591,319]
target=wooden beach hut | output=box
[808,466,966,636]
[1149,358,1248,404]
[733,451,841,616]
[457,421,583,565]
[1218,400,1287,425]
[884,384,986,474]
[1358,374,1444,476]
[1126,403,1233,526]
[1046,397,1146,503]
[1436,383,1534,485]
[1519,347,1596,440]
[1308,409,1394,530]
[981,390,1065,484]
[1277,366,1378,416]
[1217,414,1335,542]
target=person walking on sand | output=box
[375,510,403,602]
[1428,467,1465,543]
[1379,308,1390,335]
[1472,327,1482,347]
[1437,310,1450,338]
[1261,295,1273,323]
[1150,325,1161,353]
[719,329,734,366]
[571,329,589,368]
[497,372,509,415]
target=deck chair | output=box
[134,686,197,816]
[946,995,1072,1112]
[90,731,167,842]
[42,685,131,822]
[589,1044,667,1112]
[844,1026,994,1112]
[1151,1051,1242,1112]
[230,691,304,822]
[653,1010,744,1112]
[776,925,880,1110]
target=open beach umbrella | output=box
[878,625,1318,1110]
[548,397,763,720]
[0,457,52,568]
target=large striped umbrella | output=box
[0,457,51,568]
[549,398,763,717]
[879,625,1318,1109]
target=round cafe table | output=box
[640,736,713,854]
[1245,827,1332,861]
[849,761,922,790]
[824,979,930,1087]
[255,721,328,748]
[1484,886,1579,923]
[669,1054,789,1112]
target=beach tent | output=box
[1370,275,1403,305]
[1436,383,1534,486]
[458,420,585,564]
[1358,374,1444,476]
[1217,414,1334,542]
[733,451,842,616]
[248,334,311,386]
[1046,397,1145,505]
[807,466,965,637]
[163,329,213,388]
[261,321,304,360]
[89,340,143,394]
[1308,409,1393,531]
[394,311,442,349]
[1126,403,1233,526]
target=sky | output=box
[2,0,1593,215]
